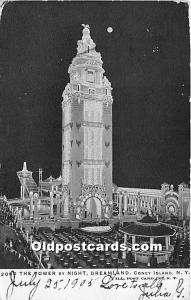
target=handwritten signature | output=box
[100,270,185,300]
[5,270,185,300]
[137,277,184,300]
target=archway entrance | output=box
[84,197,102,219]
[166,199,179,217]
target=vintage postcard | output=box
[0,1,190,300]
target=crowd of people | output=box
[169,229,190,268]
[0,200,40,268]
[0,240,37,268]
[0,201,14,226]
[0,226,40,268]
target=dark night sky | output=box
[0,1,190,198]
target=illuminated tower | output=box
[62,25,113,220]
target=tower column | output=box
[56,195,61,217]
[137,193,141,215]
[114,193,117,204]
[165,236,170,250]
[18,208,22,221]
[63,194,69,218]
[132,235,136,245]
[119,193,123,218]
[29,191,33,219]
[150,237,154,250]
[60,202,64,217]
[22,179,26,200]
[20,186,23,199]
[117,193,119,206]
[50,191,54,218]
[124,192,128,216]
[122,233,127,259]
[34,193,38,219]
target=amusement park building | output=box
[6,25,190,227]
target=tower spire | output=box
[77,24,96,54]
[22,162,28,172]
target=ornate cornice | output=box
[81,184,106,197]
[69,62,104,74]
[62,90,113,107]
[85,59,103,68]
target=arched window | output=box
[87,70,95,83]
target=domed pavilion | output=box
[120,214,175,266]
